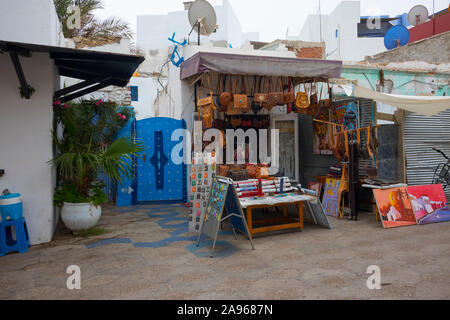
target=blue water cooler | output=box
[0,193,31,256]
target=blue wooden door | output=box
[136,117,187,203]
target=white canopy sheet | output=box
[348,84,450,116]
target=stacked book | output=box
[328,163,343,178]
[233,177,294,198]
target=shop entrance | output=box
[271,114,299,182]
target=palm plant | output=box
[51,99,143,206]
[54,0,133,47]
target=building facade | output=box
[136,0,259,52]
[297,1,386,61]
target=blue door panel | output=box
[136,117,186,203]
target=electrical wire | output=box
[157,59,170,92]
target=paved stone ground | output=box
[0,203,449,300]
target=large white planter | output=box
[61,202,101,232]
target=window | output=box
[130,86,138,102]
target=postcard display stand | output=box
[188,152,215,233]
[196,176,255,258]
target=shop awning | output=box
[0,39,145,102]
[351,85,450,116]
[180,51,342,80]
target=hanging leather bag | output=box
[253,116,263,128]
[251,76,264,114]
[308,81,320,117]
[268,77,284,106]
[233,76,248,109]
[246,164,258,179]
[243,76,251,113]
[228,169,249,181]
[227,75,240,115]
[218,165,230,177]
[196,74,214,108]
[230,115,242,128]
[219,74,232,108]
[295,83,310,114]
[241,116,252,128]
[283,77,295,105]
[254,76,269,107]
[319,81,331,108]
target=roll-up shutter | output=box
[404,109,450,199]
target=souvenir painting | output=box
[322,178,341,217]
[334,101,359,131]
[373,187,417,228]
[313,108,333,155]
[308,182,322,198]
[189,154,214,232]
[407,184,450,225]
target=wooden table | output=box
[239,195,315,236]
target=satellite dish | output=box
[408,5,429,26]
[188,0,217,36]
[384,25,410,50]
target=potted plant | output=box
[50,99,143,233]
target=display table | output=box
[239,194,316,236]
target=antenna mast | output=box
[319,0,323,42]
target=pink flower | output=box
[63,104,70,109]
[96,99,103,106]
[53,100,61,106]
[121,115,126,120]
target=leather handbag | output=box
[212,119,226,130]
[228,169,249,181]
[255,166,270,179]
[254,76,269,107]
[253,117,263,128]
[251,76,263,114]
[268,77,284,106]
[242,76,251,113]
[241,117,252,128]
[295,83,310,114]
[230,115,242,127]
[218,165,230,177]
[219,74,232,108]
[226,76,241,115]
[200,92,216,129]
[197,74,214,108]
[233,76,248,109]
[246,164,258,179]
[283,77,295,105]
[262,117,270,128]
[309,81,318,106]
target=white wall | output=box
[241,32,260,45]
[0,0,64,46]
[0,53,57,245]
[137,0,246,52]
[129,77,162,120]
[298,1,385,61]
